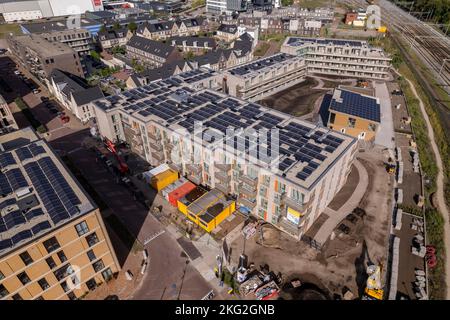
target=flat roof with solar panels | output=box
[0,127,95,257]
[329,88,381,123]
[227,53,301,78]
[92,68,356,191]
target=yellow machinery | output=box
[377,26,387,33]
[363,264,384,300]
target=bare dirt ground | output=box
[258,77,326,116]
[229,148,393,299]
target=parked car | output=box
[32,89,40,94]
[14,70,21,75]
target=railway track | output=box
[339,0,450,93]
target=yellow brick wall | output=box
[328,111,378,141]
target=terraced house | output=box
[90,69,357,241]
[281,37,391,79]
[126,35,182,68]
[136,17,207,40]
[0,128,120,300]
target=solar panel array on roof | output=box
[229,53,292,76]
[287,37,365,48]
[0,152,16,168]
[330,89,380,122]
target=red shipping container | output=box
[168,181,197,207]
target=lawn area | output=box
[0,23,21,39]
[254,42,270,57]
[295,0,330,9]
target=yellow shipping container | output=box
[198,200,236,232]
[150,169,179,191]
[378,26,387,33]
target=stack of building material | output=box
[396,147,402,161]
[397,161,404,184]
[239,274,263,296]
[394,208,403,230]
[254,281,279,300]
[388,236,400,300]
[412,150,420,173]
[412,233,426,258]
[396,188,403,204]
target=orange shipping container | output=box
[168,181,197,207]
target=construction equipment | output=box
[385,162,396,174]
[363,264,384,300]
[104,138,129,174]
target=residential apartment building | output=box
[98,27,129,50]
[136,17,207,40]
[206,0,227,14]
[326,87,380,141]
[223,53,307,101]
[90,69,357,241]
[281,37,392,80]
[0,127,120,300]
[168,37,216,53]
[0,95,18,136]
[7,34,84,81]
[216,24,240,42]
[46,69,104,123]
[237,16,322,36]
[126,35,182,68]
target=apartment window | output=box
[87,249,96,262]
[61,281,69,292]
[17,272,31,285]
[50,58,54,63]
[86,232,99,247]
[54,264,72,281]
[46,257,57,269]
[329,112,336,124]
[43,237,60,253]
[0,270,4,280]
[57,250,68,263]
[67,291,77,300]
[93,259,105,273]
[368,123,377,132]
[38,278,50,291]
[35,296,44,300]
[348,117,356,128]
[86,278,97,291]
[0,284,9,298]
[12,293,23,300]
[75,221,89,236]
[19,251,34,266]
[101,268,113,282]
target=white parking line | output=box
[143,230,165,245]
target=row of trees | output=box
[397,0,450,26]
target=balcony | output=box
[238,196,257,209]
[216,183,231,194]
[239,174,258,188]
[215,171,231,183]
[277,217,302,238]
[168,162,182,172]
[214,163,231,171]
[152,151,164,162]
[147,131,160,141]
[149,141,163,151]
[187,174,202,185]
[186,163,202,174]
[240,184,257,197]
[281,194,307,213]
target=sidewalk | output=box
[374,81,395,149]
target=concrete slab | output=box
[374,81,395,149]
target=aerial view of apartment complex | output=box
[0,0,449,306]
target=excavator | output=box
[104,138,129,174]
[363,263,384,300]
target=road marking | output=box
[143,230,165,245]
[67,147,83,155]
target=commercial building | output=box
[21,17,103,37]
[89,69,357,240]
[281,37,391,80]
[326,87,380,141]
[7,34,84,80]
[126,35,182,68]
[0,0,103,23]
[206,0,227,14]
[223,53,307,101]
[0,95,18,136]
[46,69,104,123]
[0,127,120,300]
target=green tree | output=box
[281,0,293,6]
[113,22,121,30]
[99,25,107,33]
[90,50,101,62]
[128,22,137,33]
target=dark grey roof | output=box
[87,10,118,19]
[72,87,104,106]
[329,89,380,122]
[98,27,128,41]
[22,18,100,34]
[217,24,238,34]
[127,35,177,58]
[138,60,192,83]
[232,33,253,57]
